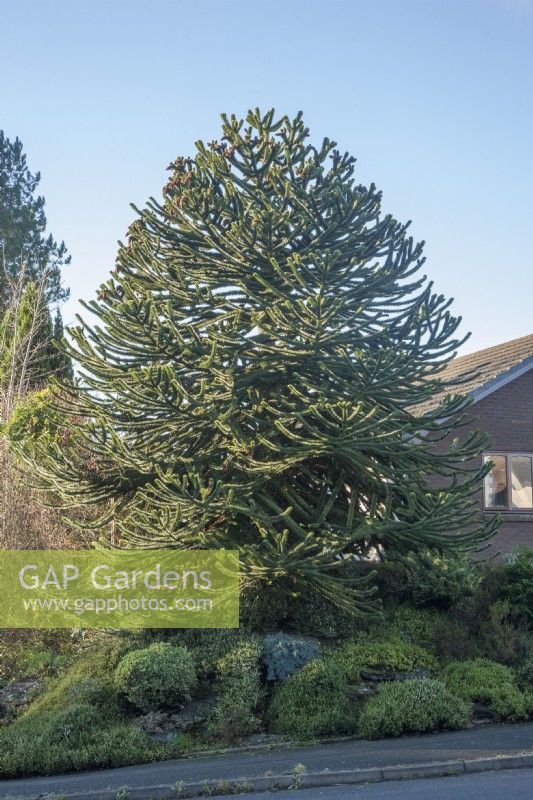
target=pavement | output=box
[0,721,531,798]
[207,769,533,800]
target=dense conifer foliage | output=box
[22,110,495,612]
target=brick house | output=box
[423,334,533,558]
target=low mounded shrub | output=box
[356,679,470,739]
[267,659,356,740]
[21,639,131,721]
[332,636,437,681]
[262,633,321,682]
[0,716,159,778]
[115,643,197,713]
[207,640,263,740]
[39,704,102,746]
[441,658,529,721]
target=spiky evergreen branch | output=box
[19,109,496,614]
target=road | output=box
[0,722,532,797]
[209,769,533,799]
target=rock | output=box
[240,733,285,747]
[134,710,170,735]
[349,684,376,699]
[472,701,494,720]
[0,679,40,720]
[359,668,430,683]
[398,628,413,643]
[134,696,217,740]
[171,696,217,732]
[395,668,431,681]
[360,669,396,682]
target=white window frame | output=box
[483,451,533,512]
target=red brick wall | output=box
[455,368,533,559]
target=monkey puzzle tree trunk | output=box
[20,109,495,613]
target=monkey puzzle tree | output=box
[22,109,495,613]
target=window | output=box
[484,453,533,511]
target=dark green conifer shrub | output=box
[376,551,481,610]
[478,550,533,628]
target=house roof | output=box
[415,333,533,415]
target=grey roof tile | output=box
[414,333,533,415]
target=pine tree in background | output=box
[0,131,70,310]
[0,130,71,402]
[22,110,496,613]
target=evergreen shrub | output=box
[40,704,102,746]
[479,550,533,628]
[478,601,522,665]
[67,676,112,706]
[392,607,445,648]
[178,629,242,679]
[262,633,321,681]
[442,658,529,721]
[332,636,437,681]
[267,659,355,739]
[356,679,470,739]
[515,657,533,691]
[115,643,196,713]
[207,641,263,740]
[376,552,480,610]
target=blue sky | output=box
[1,0,532,353]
